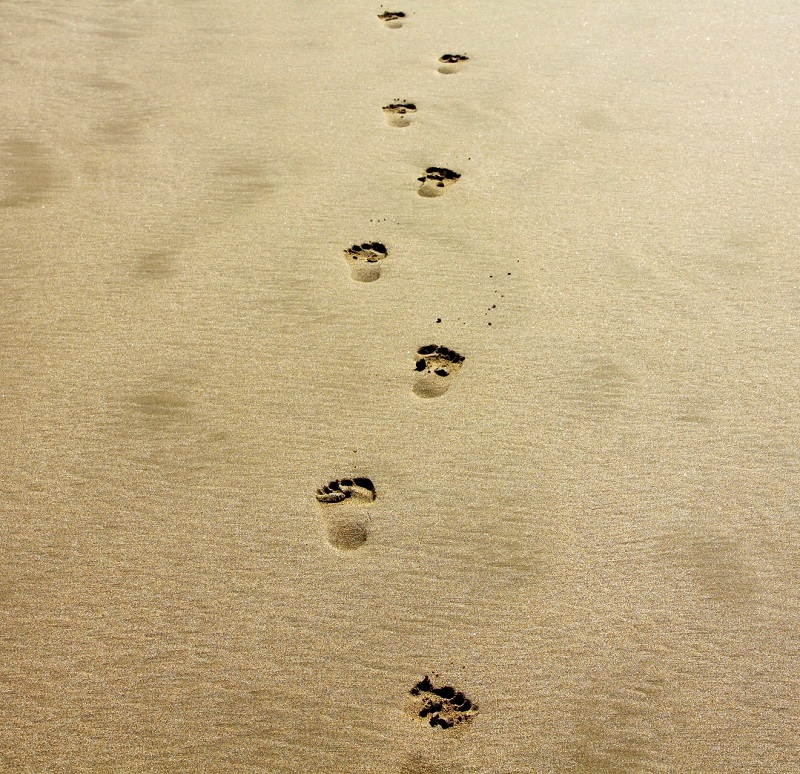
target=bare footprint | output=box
[437,54,469,75]
[413,344,465,398]
[383,101,417,128]
[409,676,478,729]
[378,11,406,28]
[343,241,389,282]
[417,167,460,198]
[315,477,376,550]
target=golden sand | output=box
[1,1,798,771]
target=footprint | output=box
[315,477,376,550]
[437,54,469,75]
[417,167,460,198]
[412,344,465,398]
[343,242,389,283]
[378,11,406,28]
[410,676,478,729]
[383,101,417,128]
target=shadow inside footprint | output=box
[315,477,376,550]
[410,675,478,729]
[417,167,460,198]
[412,344,465,398]
[378,10,406,28]
[438,53,469,75]
[383,101,417,128]
[343,242,388,282]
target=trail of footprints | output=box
[316,8,479,730]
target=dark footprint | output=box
[383,101,417,128]
[343,241,389,282]
[438,53,469,75]
[417,167,460,198]
[378,11,406,28]
[410,676,478,729]
[413,344,465,398]
[315,477,376,550]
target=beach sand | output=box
[1,0,799,771]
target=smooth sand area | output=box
[1,1,799,771]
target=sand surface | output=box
[1,1,799,771]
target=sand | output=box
[1,0,799,771]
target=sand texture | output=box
[1,0,799,771]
